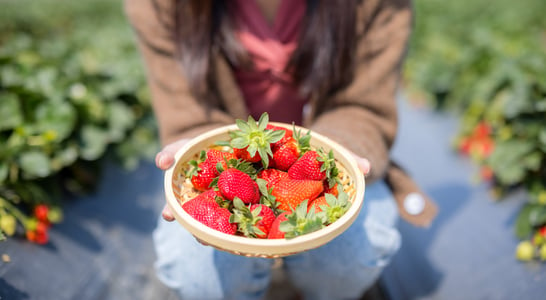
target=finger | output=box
[195,237,210,246]
[155,138,190,170]
[155,151,175,170]
[354,156,371,176]
[161,205,176,222]
[348,151,371,176]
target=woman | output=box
[125,0,435,299]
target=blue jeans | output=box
[153,180,401,300]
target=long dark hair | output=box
[174,0,357,98]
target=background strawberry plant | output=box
[0,0,158,242]
[404,0,546,260]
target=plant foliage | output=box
[405,0,546,260]
[0,0,158,242]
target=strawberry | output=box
[307,196,327,214]
[188,149,236,191]
[217,168,260,204]
[229,113,285,168]
[182,190,237,235]
[34,204,50,222]
[267,211,290,239]
[266,124,293,151]
[271,138,300,171]
[270,179,323,212]
[206,149,237,168]
[271,126,311,171]
[288,149,339,187]
[231,198,276,238]
[257,169,289,189]
[308,186,351,225]
[321,181,339,197]
[181,189,222,210]
[190,161,218,191]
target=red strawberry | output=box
[190,161,218,191]
[257,169,290,189]
[321,181,339,197]
[270,179,323,212]
[267,211,289,239]
[288,150,324,180]
[206,149,237,168]
[288,149,339,187]
[188,150,236,191]
[182,190,236,235]
[250,204,276,237]
[308,196,327,214]
[181,189,222,211]
[231,199,276,238]
[271,138,300,171]
[34,204,49,222]
[271,126,311,171]
[266,124,292,151]
[217,169,260,204]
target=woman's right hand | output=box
[155,138,191,222]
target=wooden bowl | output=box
[164,122,365,258]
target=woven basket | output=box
[164,122,365,258]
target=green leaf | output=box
[51,144,78,170]
[257,112,268,131]
[267,130,285,144]
[0,162,8,182]
[539,128,546,147]
[488,139,534,185]
[231,137,249,149]
[529,206,546,227]
[34,101,76,140]
[0,92,23,131]
[523,151,542,171]
[235,119,250,133]
[515,204,534,239]
[107,101,135,142]
[19,150,51,178]
[80,125,109,160]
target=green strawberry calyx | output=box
[256,178,280,214]
[280,200,324,239]
[317,148,340,188]
[230,197,265,238]
[317,185,351,225]
[229,113,285,169]
[185,150,208,178]
[291,123,312,154]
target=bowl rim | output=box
[164,122,365,257]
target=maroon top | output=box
[229,0,308,125]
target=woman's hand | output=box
[349,152,371,177]
[155,138,191,222]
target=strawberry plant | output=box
[404,0,546,260]
[0,0,157,242]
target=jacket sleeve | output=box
[306,0,412,184]
[124,0,235,146]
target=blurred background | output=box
[0,0,545,299]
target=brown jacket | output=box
[124,0,437,226]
